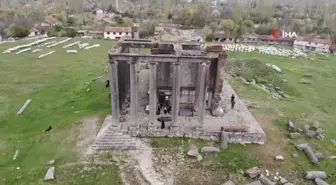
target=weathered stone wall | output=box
[125,127,266,145]
[157,62,198,88]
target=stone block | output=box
[201,147,220,153]
[45,167,55,181]
[246,167,261,178]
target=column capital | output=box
[127,60,137,65]
[149,61,158,65]
[172,62,181,66]
[109,59,118,64]
[201,61,211,66]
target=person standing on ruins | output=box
[231,94,235,109]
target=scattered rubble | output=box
[201,147,220,153]
[292,153,298,158]
[246,167,261,178]
[304,74,313,77]
[38,51,56,59]
[222,180,235,185]
[279,177,288,184]
[296,143,319,164]
[66,50,78,54]
[299,79,312,84]
[305,171,327,180]
[245,181,262,185]
[48,160,55,165]
[302,125,316,138]
[329,155,336,159]
[220,131,229,149]
[16,99,32,115]
[44,167,55,181]
[275,155,284,161]
[289,132,300,139]
[315,153,324,161]
[288,121,295,131]
[13,150,19,160]
[259,174,276,185]
[315,178,329,185]
[331,139,336,146]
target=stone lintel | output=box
[108,54,215,63]
[119,41,158,48]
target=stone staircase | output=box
[92,127,137,150]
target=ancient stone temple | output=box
[92,29,266,150]
[107,37,228,129]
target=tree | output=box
[209,22,218,33]
[114,15,124,25]
[243,20,254,32]
[139,21,155,38]
[28,9,46,30]
[233,20,246,42]
[4,24,29,37]
[219,19,235,34]
[66,17,75,26]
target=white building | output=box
[29,27,41,37]
[104,27,132,40]
[294,37,332,53]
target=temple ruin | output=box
[93,29,266,150]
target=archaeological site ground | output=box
[0,38,335,185]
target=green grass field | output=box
[0,39,335,185]
[0,38,121,185]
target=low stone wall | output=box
[124,126,265,145]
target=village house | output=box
[41,15,60,27]
[329,44,336,54]
[294,37,332,53]
[154,27,164,41]
[77,30,104,39]
[242,34,258,43]
[104,27,132,40]
[29,27,41,37]
[214,33,236,43]
[258,35,295,46]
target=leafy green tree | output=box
[209,22,218,33]
[219,19,235,34]
[4,24,29,37]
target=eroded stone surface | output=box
[44,167,55,181]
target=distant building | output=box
[258,35,294,46]
[104,27,132,40]
[214,33,235,43]
[41,15,60,27]
[242,34,258,43]
[329,44,336,54]
[294,37,332,53]
[77,30,104,39]
[29,27,41,37]
[154,27,164,41]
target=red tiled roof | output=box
[330,44,336,51]
[44,15,59,25]
[295,36,332,45]
[30,27,40,32]
[104,27,132,33]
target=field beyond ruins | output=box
[0,39,335,185]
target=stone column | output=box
[129,59,138,127]
[197,62,207,128]
[171,63,181,127]
[149,62,157,125]
[109,59,120,127]
[194,63,202,111]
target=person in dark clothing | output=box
[45,126,52,132]
[231,94,235,109]
[167,105,171,114]
[161,120,165,129]
[163,107,168,114]
[105,80,110,87]
[157,104,161,115]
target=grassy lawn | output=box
[0,38,121,185]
